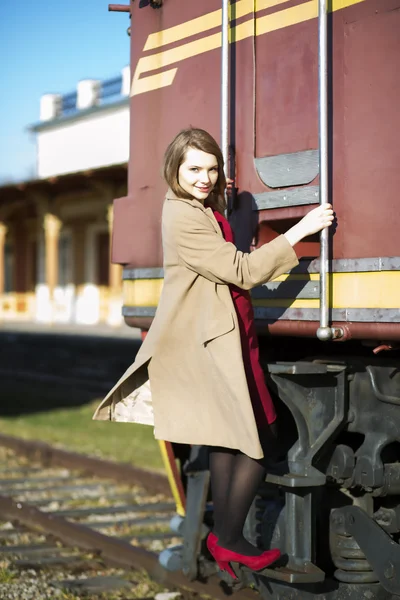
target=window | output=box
[58,232,73,287]
[4,241,14,293]
[95,231,110,286]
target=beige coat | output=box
[93,190,299,459]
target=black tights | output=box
[209,422,278,556]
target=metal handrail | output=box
[316,0,342,341]
[221,0,229,210]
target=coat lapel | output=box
[165,189,222,237]
[203,206,222,235]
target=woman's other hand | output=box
[284,204,335,247]
[226,178,235,196]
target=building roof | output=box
[30,97,129,133]
[30,72,130,132]
[0,163,128,206]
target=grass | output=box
[0,400,164,472]
[0,567,17,584]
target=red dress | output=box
[212,209,277,428]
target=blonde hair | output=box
[163,128,227,214]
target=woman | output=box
[94,128,334,578]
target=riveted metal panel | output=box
[123,267,164,280]
[253,308,400,322]
[291,257,400,274]
[254,150,319,189]
[122,307,157,317]
[121,259,400,284]
[121,259,400,281]
[253,186,319,210]
[123,306,400,323]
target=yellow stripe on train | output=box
[123,271,400,310]
[123,278,163,307]
[143,0,293,51]
[132,0,366,96]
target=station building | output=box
[0,67,130,326]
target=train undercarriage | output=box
[160,341,400,598]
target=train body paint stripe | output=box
[143,0,293,51]
[123,271,400,310]
[144,7,221,51]
[122,278,163,307]
[132,0,366,96]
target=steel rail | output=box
[316,0,342,341]
[0,433,170,496]
[0,494,257,600]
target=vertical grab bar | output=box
[221,0,230,208]
[316,0,342,341]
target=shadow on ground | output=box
[0,332,141,416]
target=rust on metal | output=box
[0,434,170,497]
[373,343,399,355]
[108,4,131,12]
[257,321,400,342]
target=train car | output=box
[109,0,400,597]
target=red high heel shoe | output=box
[206,533,237,579]
[212,544,281,577]
[207,531,218,552]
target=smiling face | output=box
[178,148,219,203]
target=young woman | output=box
[94,128,334,579]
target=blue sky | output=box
[0,0,130,184]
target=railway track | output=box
[0,435,253,600]
[0,334,257,599]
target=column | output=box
[107,205,123,325]
[0,223,7,295]
[107,205,122,292]
[44,214,61,297]
[72,221,87,287]
[14,223,28,294]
